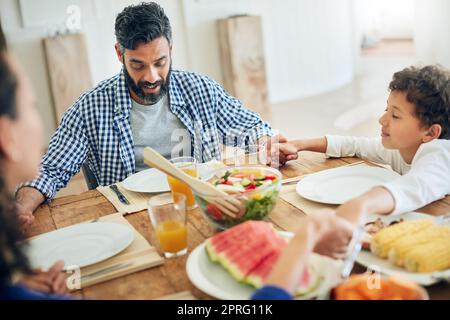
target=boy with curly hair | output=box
[278,65,450,223]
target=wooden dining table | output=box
[25,152,450,300]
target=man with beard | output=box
[14,2,292,221]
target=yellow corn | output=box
[404,237,450,273]
[371,219,434,258]
[388,225,450,267]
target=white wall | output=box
[182,0,355,104]
[1,0,357,140]
[353,0,414,40]
[414,0,450,68]
[0,0,189,143]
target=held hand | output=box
[263,135,300,168]
[271,142,299,166]
[20,261,69,295]
[259,134,286,167]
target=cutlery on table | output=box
[282,175,305,185]
[109,184,130,205]
[340,225,365,279]
[81,262,133,282]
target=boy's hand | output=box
[269,141,300,167]
[280,142,300,161]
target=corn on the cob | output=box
[387,225,450,267]
[404,237,450,272]
[371,219,434,258]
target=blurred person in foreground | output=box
[0,23,69,299]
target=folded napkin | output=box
[97,160,228,214]
[97,183,152,214]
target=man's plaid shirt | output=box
[26,69,273,200]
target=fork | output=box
[340,225,365,279]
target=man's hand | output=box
[20,261,69,295]
[15,202,35,232]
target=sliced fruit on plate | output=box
[295,265,323,296]
[205,220,323,296]
[245,250,282,288]
[206,221,285,281]
[245,251,321,296]
[206,220,278,263]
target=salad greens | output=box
[197,169,281,228]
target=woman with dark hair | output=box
[0,37,69,299]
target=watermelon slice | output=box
[295,264,323,297]
[245,250,283,288]
[205,220,274,261]
[205,220,323,297]
[245,251,321,297]
[206,221,283,281]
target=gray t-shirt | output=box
[130,95,191,172]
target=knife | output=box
[109,184,130,205]
[81,262,133,282]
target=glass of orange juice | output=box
[148,192,188,258]
[167,156,198,209]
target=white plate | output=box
[186,232,342,300]
[122,168,170,193]
[357,211,450,286]
[26,222,134,270]
[296,165,400,205]
[122,163,221,193]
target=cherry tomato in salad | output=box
[207,203,224,220]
